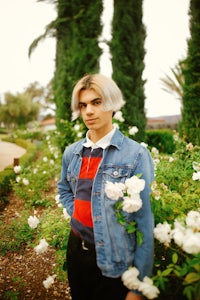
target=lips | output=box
[86,118,97,124]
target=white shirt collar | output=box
[83,127,116,149]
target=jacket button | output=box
[113,170,118,176]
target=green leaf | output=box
[126,224,136,234]
[162,268,173,276]
[183,286,194,300]
[172,252,178,264]
[116,201,124,210]
[194,281,200,299]
[174,270,181,277]
[184,272,200,284]
[193,264,200,272]
[136,173,142,178]
[118,218,126,226]
[136,231,143,246]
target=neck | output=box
[88,126,113,143]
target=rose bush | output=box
[151,136,200,300]
[0,125,200,299]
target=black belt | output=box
[70,230,95,251]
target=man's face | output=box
[79,88,113,137]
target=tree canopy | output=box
[110,0,146,141]
[53,0,103,138]
[0,92,40,128]
[181,0,200,145]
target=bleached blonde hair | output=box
[71,73,125,120]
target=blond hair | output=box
[71,73,125,120]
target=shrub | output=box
[0,210,35,255]
[151,139,200,299]
[10,129,44,141]
[55,119,86,152]
[146,129,176,153]
[0,167,16,210]
[1,129,200,299]
[12,135,61,208]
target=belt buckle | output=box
[81,240,89,251]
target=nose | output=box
[86,104,94,114]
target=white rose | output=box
[63,208,70,220]
[192,161,200,172]
[22,178,29,186]
[43,275,56,289]
[138,277,160,299]
[55,194,60,204]
[154,222,172,246]
[74,124,80,131]
[151,147,159,155]
[113,111,124,122]
[186,210,200,231]
[129,126,139,135]
[105,181,124,200]
[14,165,21,174]
[141,142,148,148]
[34,239,49,254]
[28,215,40,229]
[125,176,145,195]
[192,172,200,181]
[77,132,83,138]
[182,230,200,254]
[171,220,185,247]
[16,176,21,183]
[121,267,140,290]
[122,195,142,213]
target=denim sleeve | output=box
[57,147,75,216]
[132,147,154,281]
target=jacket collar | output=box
[74,128,124,154]
[109,128,125,150]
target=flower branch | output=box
[105,174,145,245]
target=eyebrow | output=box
[79,97,102,104]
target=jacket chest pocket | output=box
[102,166,132,183]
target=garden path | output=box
[0,141,26,171]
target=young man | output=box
[58,74,154,300]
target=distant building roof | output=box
[147,118,165,124]
[40,117,56,132]
[40,117,55,126]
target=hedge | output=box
[146,129,176,154]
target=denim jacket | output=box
[58,129,154,286]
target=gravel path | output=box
[0,141,26,171]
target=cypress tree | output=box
[53,0,103,135]
[181,0,200,145]
[110,0,146,141]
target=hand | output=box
[125,291,144,300]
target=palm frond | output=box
[160,60,185,101]
[28,20,57,58]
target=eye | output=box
[93,99,102,105]
[79,103,87,109]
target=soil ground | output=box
[0,192,71,300]
[0,141,71,299]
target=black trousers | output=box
[66,230,129,300]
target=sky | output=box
[0,0,190,117]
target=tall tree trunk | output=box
[54,0,103,142]
[110,0,146,141]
